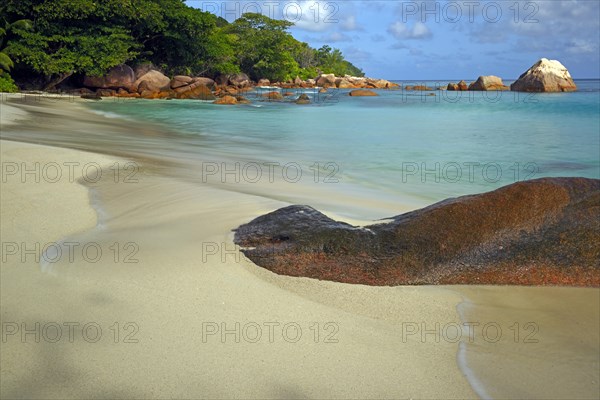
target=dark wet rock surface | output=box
[234,178,600,286]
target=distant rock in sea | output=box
[349,89,378,96]
[468,75,509,91]
[234,178,600,286]
[511,58,577,92]
[447,80,468,91]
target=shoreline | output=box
[2,97,598,399]
[1,101,478,398]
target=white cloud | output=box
[388,21,432,40]
[341,15,362,31]
[566,39,598,54]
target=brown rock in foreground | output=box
[234,178,600,286]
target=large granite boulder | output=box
[174,82,215,100]
[228,73,251,88]
[511,58,577,92]
[83,65,135,89]
[193,77,215,89]
[468,75,509,91]
[317,73,336,88]
[171,75,193,89]
[234,178,600,286]
[336,79,354,89]
[133,63,157,80]
[367,79,391,89]
[134,70,171,93]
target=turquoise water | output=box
[87,79,599,212]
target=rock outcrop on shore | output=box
[234,178,600,286]
[83,64,135,89]
[80,66,399,101]
[134,70,171,93]
[511,58,577,92]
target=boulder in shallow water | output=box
[468,75,509,91]
[511,58,577,92]
[349,89,378,96]
[214,95,238,105]
[262,91,284,100]
[234,178,600,286]
[295,94,311,104]
[175,82,215,100]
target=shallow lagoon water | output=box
[86,79,600,216]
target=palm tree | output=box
[0,18,32,75]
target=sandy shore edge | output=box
[3,96,598,400]
[1,99,477,399]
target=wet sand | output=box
[1,96,598,399]
[457,286,599,399]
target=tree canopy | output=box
[0,0,364,89]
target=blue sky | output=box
[187,1,600,79]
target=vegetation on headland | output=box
[0,0,364,90]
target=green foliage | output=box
[8,26,137,77]
[0,73,19,92]
[316,45,364,77]
[0,15,33,78]
[224,13,363,82]
[225,13,296,81]
[0,1,365,88]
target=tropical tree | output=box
[225,13,300,81]
[0,18,32,74]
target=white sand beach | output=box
[1,98,598,399]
